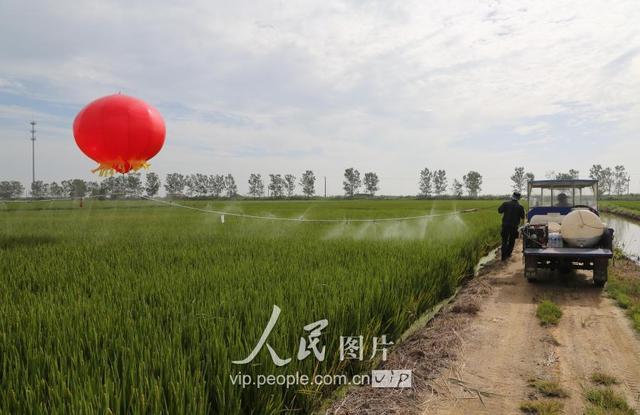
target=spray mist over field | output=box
[320,216,469,240]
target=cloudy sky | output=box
[1,0,639,195]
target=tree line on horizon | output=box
[0,165,631,199]
[508,165,631,196]
[417,168,483,198]
[0,172,314,200]
[0,168,474,199]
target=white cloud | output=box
[514,122,549,136]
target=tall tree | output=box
[70,179,87,198]
[268,174,285,198]
[433,169,447,195]
[589,165,605,195]
[589,165,614,195]
[187,174,209,197]
[363,172,379,196]
[343,168,361,197]
[0,181,24,199]
[112,176,128,196]
[13,181,25,198]
[183,175,195,197]
[418,168,433,197]
[224,174,237,198]
[49,182,64,198]
[145,173,161,197]
[208,175,226,197]
[463,171,483,198]
[60,180,73,197]
[589,164,603,183]
[614,165,630,195]
[510,167,526,193]
[85,181,100,196]
[125,173,143,197]
[100,176,115,196]
[300,170,316,198]
[600,167,614,195]
[31,181,47,198]
[284,174,296,197]
[165,173,187,197]
[451,179,463,198]
[99,177,117,197]
[525,172,535,183]
[248,173,265,198]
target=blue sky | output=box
[1,0,639,195]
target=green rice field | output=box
[0,199,501,414]
[601,200,640,222]
[602,200,640,212]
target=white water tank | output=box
[560,209,605,248]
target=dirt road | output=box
[327,243,640,414]
[422,245,640,414]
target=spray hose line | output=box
[0,194,110,204]
[0,197,85,204]
[140,196,482,223]
[0,195,486,223]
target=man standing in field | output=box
[498,192,525,261]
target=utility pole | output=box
[30,121,36,193]
[324,176,327,198]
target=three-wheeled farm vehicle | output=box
[521,179,614,287]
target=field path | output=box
[421,244,640,414]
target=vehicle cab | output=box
[527,179,598,223]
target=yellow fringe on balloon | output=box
[91,160,151,176]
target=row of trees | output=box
[1,165,632,200]
[1,169,482,199]
[342,168,379,197]
[509,165,631,196]
[1,174,161,199]
[166,171,319,198]
[0,181,24,199]
[418,168,483,198]
[164,173,237,198]
[0,171,318,199]
[247,171,317,198]
[589,165,631,195]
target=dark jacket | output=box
[498,199,525,227]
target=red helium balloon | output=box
[73,94,166,175]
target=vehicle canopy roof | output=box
[528,179,598,190]
[526,179,599,219]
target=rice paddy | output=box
[602,201,640,213]
[0,199,500,414]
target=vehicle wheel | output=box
[600,228,614,251]
[593,260,608,287]
[525,256,537,282]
